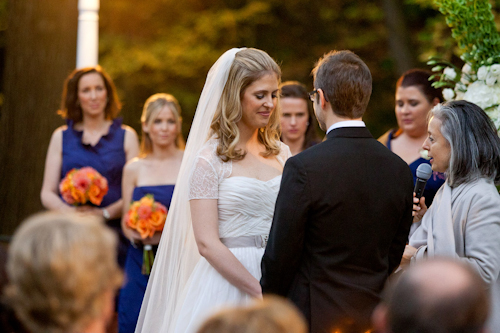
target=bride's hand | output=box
[249,281,263,299]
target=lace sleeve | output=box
[276,142,292,166]
[188,139,231,200]
[188,155,219,200]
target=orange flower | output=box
[93,175,108,191]
[125,194,167,239]
[88,184,102,205]
[136,219,150,239]
[62,190,76,205]
[147,226,156,238]
[59,167,108,206]
[141,195,155,206]
[156,203,167,215]
[150,211,165,230]
[73,170,91,192]
[126,210,137,228]
[137,204,152,220]
[71,187,87,204]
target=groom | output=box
[261,50,414,333]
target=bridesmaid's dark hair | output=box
[58,65,121,122]
[396,69,443,103]
[280,81,320,150]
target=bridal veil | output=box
[135,48,244,333]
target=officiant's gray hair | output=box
[430,100,500,187]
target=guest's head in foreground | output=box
[196,296,307,333]
[140,92,185,156]
[373,258,489,333]
[311,50,372,130]
[4,212,123,333]
[210,48,282,161]
[424,100,500,186]
[279,81,320,155]
[58,65,121,122]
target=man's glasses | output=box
[308,89,328,102]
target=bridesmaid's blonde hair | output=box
[140,93,185,156]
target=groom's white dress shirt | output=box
[326,120,366,134]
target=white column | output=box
[76,0,100,68]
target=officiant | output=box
[403,100,500,332]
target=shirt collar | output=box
[326,120,366,134]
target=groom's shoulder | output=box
[294,139,329,160]
[294,136,409,168]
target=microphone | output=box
[414,163,433,199]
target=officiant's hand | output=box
[412,193,427,223]
[400,245,418,269]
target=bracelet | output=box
[102,208,110,220]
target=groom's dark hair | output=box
[312,50,372,119]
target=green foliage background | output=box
[98,0,443,139]
[4,0,500,235]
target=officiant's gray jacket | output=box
[410,177,500,332]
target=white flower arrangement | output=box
[430,63,500,131]
[442,88,455,101]
[442,67,457,80]
[427,0,500,131]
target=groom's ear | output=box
[318,89,328,109]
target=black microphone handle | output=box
[414,178,428,199]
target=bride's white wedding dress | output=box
[172,138,291,333]
[135,48,288,333]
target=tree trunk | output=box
[382,0,416,74]
[0,0,78,236]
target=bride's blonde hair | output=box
[210,48,282,161]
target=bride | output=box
[135,48,290,333]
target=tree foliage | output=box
[434,0,500,69]
[0,0,452,234]
[409,0,500,66]
[99,0,439,138]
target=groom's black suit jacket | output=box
[261,127,413,333]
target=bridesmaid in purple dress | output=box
[118,93,184,333]
[378,69,446,209]
[40,66,139,267]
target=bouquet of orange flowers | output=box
[59,167,108,206]
[125,194,168,274]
